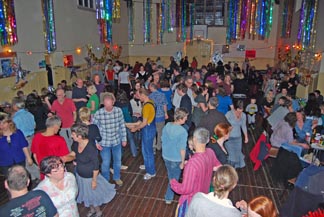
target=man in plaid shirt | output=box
[93,92,127,186]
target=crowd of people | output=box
[0,55,323,216]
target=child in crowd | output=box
[245,96,258,129]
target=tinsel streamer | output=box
[96,0,113,44]
[304,1,314,48]
[161,0,166,33]
[281,0,292,38]
[112,0,120,22]
[281,0,288,37]
[236,0,242,39]
[189,3,194,40]
[226,0,234,43]
[0,0,18,46]
[297,0,305,42]
[181,0,186,41]
[240,0,248,40]
[298,0,318,49]
[233,0,237,39]
[258,0,266,39]
[265,0,273,39]
[156,3,162,44]
[143,0,152,43]
[41,0,56,52]
[249,0,256,39]
[166,0,174,32]
[127,0,134,42]
[176,0,181,42]
[255,0,261,39]
[310,0,318,50]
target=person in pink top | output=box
[171,127,221,217]
[50,88,76,150]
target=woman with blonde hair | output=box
[186,165,242,217]
[86,84,99,115]
[0,115,33,176]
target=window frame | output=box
[77,0,96,11]
[194,0,226,27]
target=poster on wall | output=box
[63,55,73,67]
[0,59,13,78]
[245,50,256,58]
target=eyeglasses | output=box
[51,163,65,173]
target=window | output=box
[195,0,225,26]
[78,0,95,10]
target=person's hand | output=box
[96,144,103,151]
[300,143,310,149]
[130,127,137,133]
[122,141,127,147]
[27,158,33,166]
[235,200,247,210]
[179,162,184,169]
[82,98,88,102]
[165,113,169,120]
[244,137,249,144]
[91,180,97,189]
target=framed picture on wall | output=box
[0,59,13,78]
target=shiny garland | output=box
[86,45,122,63]
[41,0,56,52]
[0,0,18,46]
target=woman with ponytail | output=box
[185,165,242,217]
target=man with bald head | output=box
[50,88,76,150]
[0,165,58,216]
[72,78,88,111]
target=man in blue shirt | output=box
[12,97,38,180]
[149,83,168,153]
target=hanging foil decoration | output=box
[310,0,318,50]
[281,0,293,38]
[248,0,257,39]
[41,0,56,52]
[228,0,273,44]
[166,0,175,32]
[181,0,186,41]
[176,0,181,42]
[156,3,163,44]
[127,0,134,42]
[297,0,318,49]
[143,0,152,43]
[96,0,113,44]
[0,0,18,46]
[161,0,166,34]
[240,0,248,40]
[189,3,194,40]
[112,0,121,22]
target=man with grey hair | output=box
[0,165,58,216]
[170,127,221,213]
[198,96,230,136]
[31,116,74,179]
[12,97,38,180]
[93,92,127,186]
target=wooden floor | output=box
[0,119,291,217]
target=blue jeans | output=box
[142,123,156,175]
[127,128,137,157]
[100,145,121,181]
[164,159,182,201]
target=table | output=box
[311,143,324,164]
